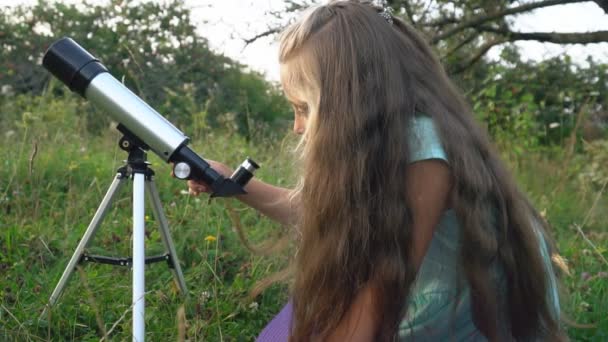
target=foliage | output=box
[0,0,291,134]
[578,139,608,192]
[463,47,607,148]
[203,67,292,140]
[397,1,608,148]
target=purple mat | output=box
[256,301,293,342]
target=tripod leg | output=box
[145,180,187,295]
[42,173,126,316]
[132,173,146,341]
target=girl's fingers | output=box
[187,180,209,194]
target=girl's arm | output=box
[236,177,295,226]
[325,284,379,342]
[406,159,452,269]
[326,159,452,341]
[187,160,296,226]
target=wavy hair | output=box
[278,1,566,341]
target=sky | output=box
[2,0,608,81]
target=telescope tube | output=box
[42,37,253,197]
[43,37,187,160]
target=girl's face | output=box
[291,100,309,135]
[281,80,310,135]
[280,62,315,136]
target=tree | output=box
[0,0,291,134]
[394,0,608,74]
[469,47,607,147]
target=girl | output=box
[188,1,566,340]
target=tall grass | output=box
[0,95,606,340]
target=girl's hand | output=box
[178,159,293,226]
[180,160,232,196]
[187,179,209,196]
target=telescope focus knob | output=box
[173,162,191,180]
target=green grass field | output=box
[1,104,607,340]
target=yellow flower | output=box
[204,235,217,242]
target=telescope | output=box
[42,37,258,197]
[41,37,258,341]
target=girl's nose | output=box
[293,115,306,135]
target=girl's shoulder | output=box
[408,114,448,164]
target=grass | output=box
[1,122,294,341]
[503,147,608,341]
[1,100,607,340]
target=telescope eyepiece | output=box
[43,37,108,97]
[230,157,259,188]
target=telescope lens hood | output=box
[43,37,108,97]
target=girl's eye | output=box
[294,103,309,116]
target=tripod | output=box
[42,132,187,341]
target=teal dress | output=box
[399,115,560,340]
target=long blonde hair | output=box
[279,1,565,341]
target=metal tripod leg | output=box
[41,166,188,341]
[132,173,145,341]
[42,173,127,316]
[145,180,187,295]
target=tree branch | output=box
[393,0,417,27]
[242,0,311,46]
[283,0,309,12]
[479,26,608,44]
[431,0,590,43]
[442,33,478,59]
[244,28,281,46]
[421,16,459,27]
[450,38,508,74]
[448,26,608,73]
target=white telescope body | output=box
[86,72,186,160]
[42,37,258,197]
